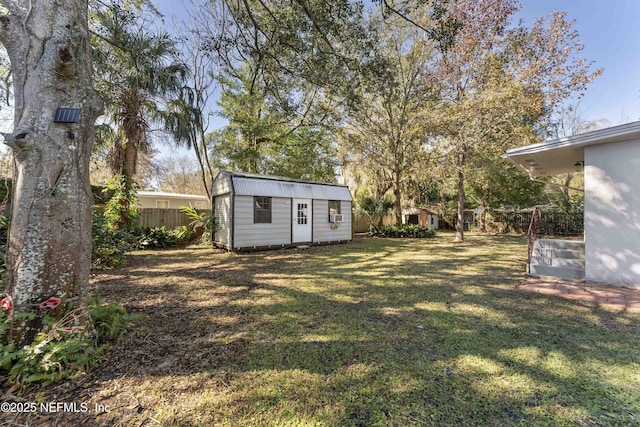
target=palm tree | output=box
[356,194,395,230]
[92,4,187,229]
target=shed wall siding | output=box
[233,196,292,248]
[584,139,640,289]
[213,194,231,247]
[212,172,233,196]
[312,200,352,242]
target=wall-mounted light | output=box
[574,160,584,172]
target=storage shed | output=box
[212,171,353,251]
[402,207,439,229]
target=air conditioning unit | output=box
[330,214,344,223]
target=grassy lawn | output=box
[22,233,640,426]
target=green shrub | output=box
[92,210,137,269]
[89,297,137,344]
[103,174,139,230]
[355,194,394,229]
[0,298,137,386]
[179,205,215,242]
[135,226,178,249]
[368,224,436,238]
[173,225,195,242]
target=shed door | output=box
[292,198,312,243]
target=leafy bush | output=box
[369,224,436,238]
[173,225,195,242]
[103,174,139,229]
[356,195,395,229]
[89,297,139,344]
[179,205,215,242]
[92,210,137,269]
[0,299,136,386]
[135,226,178,249]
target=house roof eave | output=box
[503,120,640,177]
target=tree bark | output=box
[479,199,487,233]
[455,149,465,242]
[393,171,402,225]
[562,173,574,208]
[0,0,102,346]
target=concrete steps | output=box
[528,239,585,281]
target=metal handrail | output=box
[527,207,541,272]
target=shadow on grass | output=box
[91,233,640,426]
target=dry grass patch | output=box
[3,233,640,426]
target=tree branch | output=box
[381,0,430,34]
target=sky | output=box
[4,1,636,156]
[151,0,640,160]
[154,0,640,132]
[516,0,640,126]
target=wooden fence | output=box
[138,208,192,229]
[138,210,382,233]
[136,209,430,234]
[352,216,371,233]
[351,213,423,233]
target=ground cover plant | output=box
[368,224,436,238]
[3,233,639,426]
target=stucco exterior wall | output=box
[138,193,210,209]
[584,139,640,289]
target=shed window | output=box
[328,200,341,221]
[156,200,169,209]
[297,203,308,225]
[254,197,272,223]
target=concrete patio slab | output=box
[518,276,640,312]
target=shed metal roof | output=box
[212,171,353,201]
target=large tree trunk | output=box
[0,0,101,346]
[393,171,402,225]
[479,198,488,233]
[455,150,465,242]
[562,172,574,208]
[113,133,140,230]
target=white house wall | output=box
[233,196,292,248]
[213,194,231,248]
[584,139,640,289]
[312,200,352,243]
[138,195,210,209]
